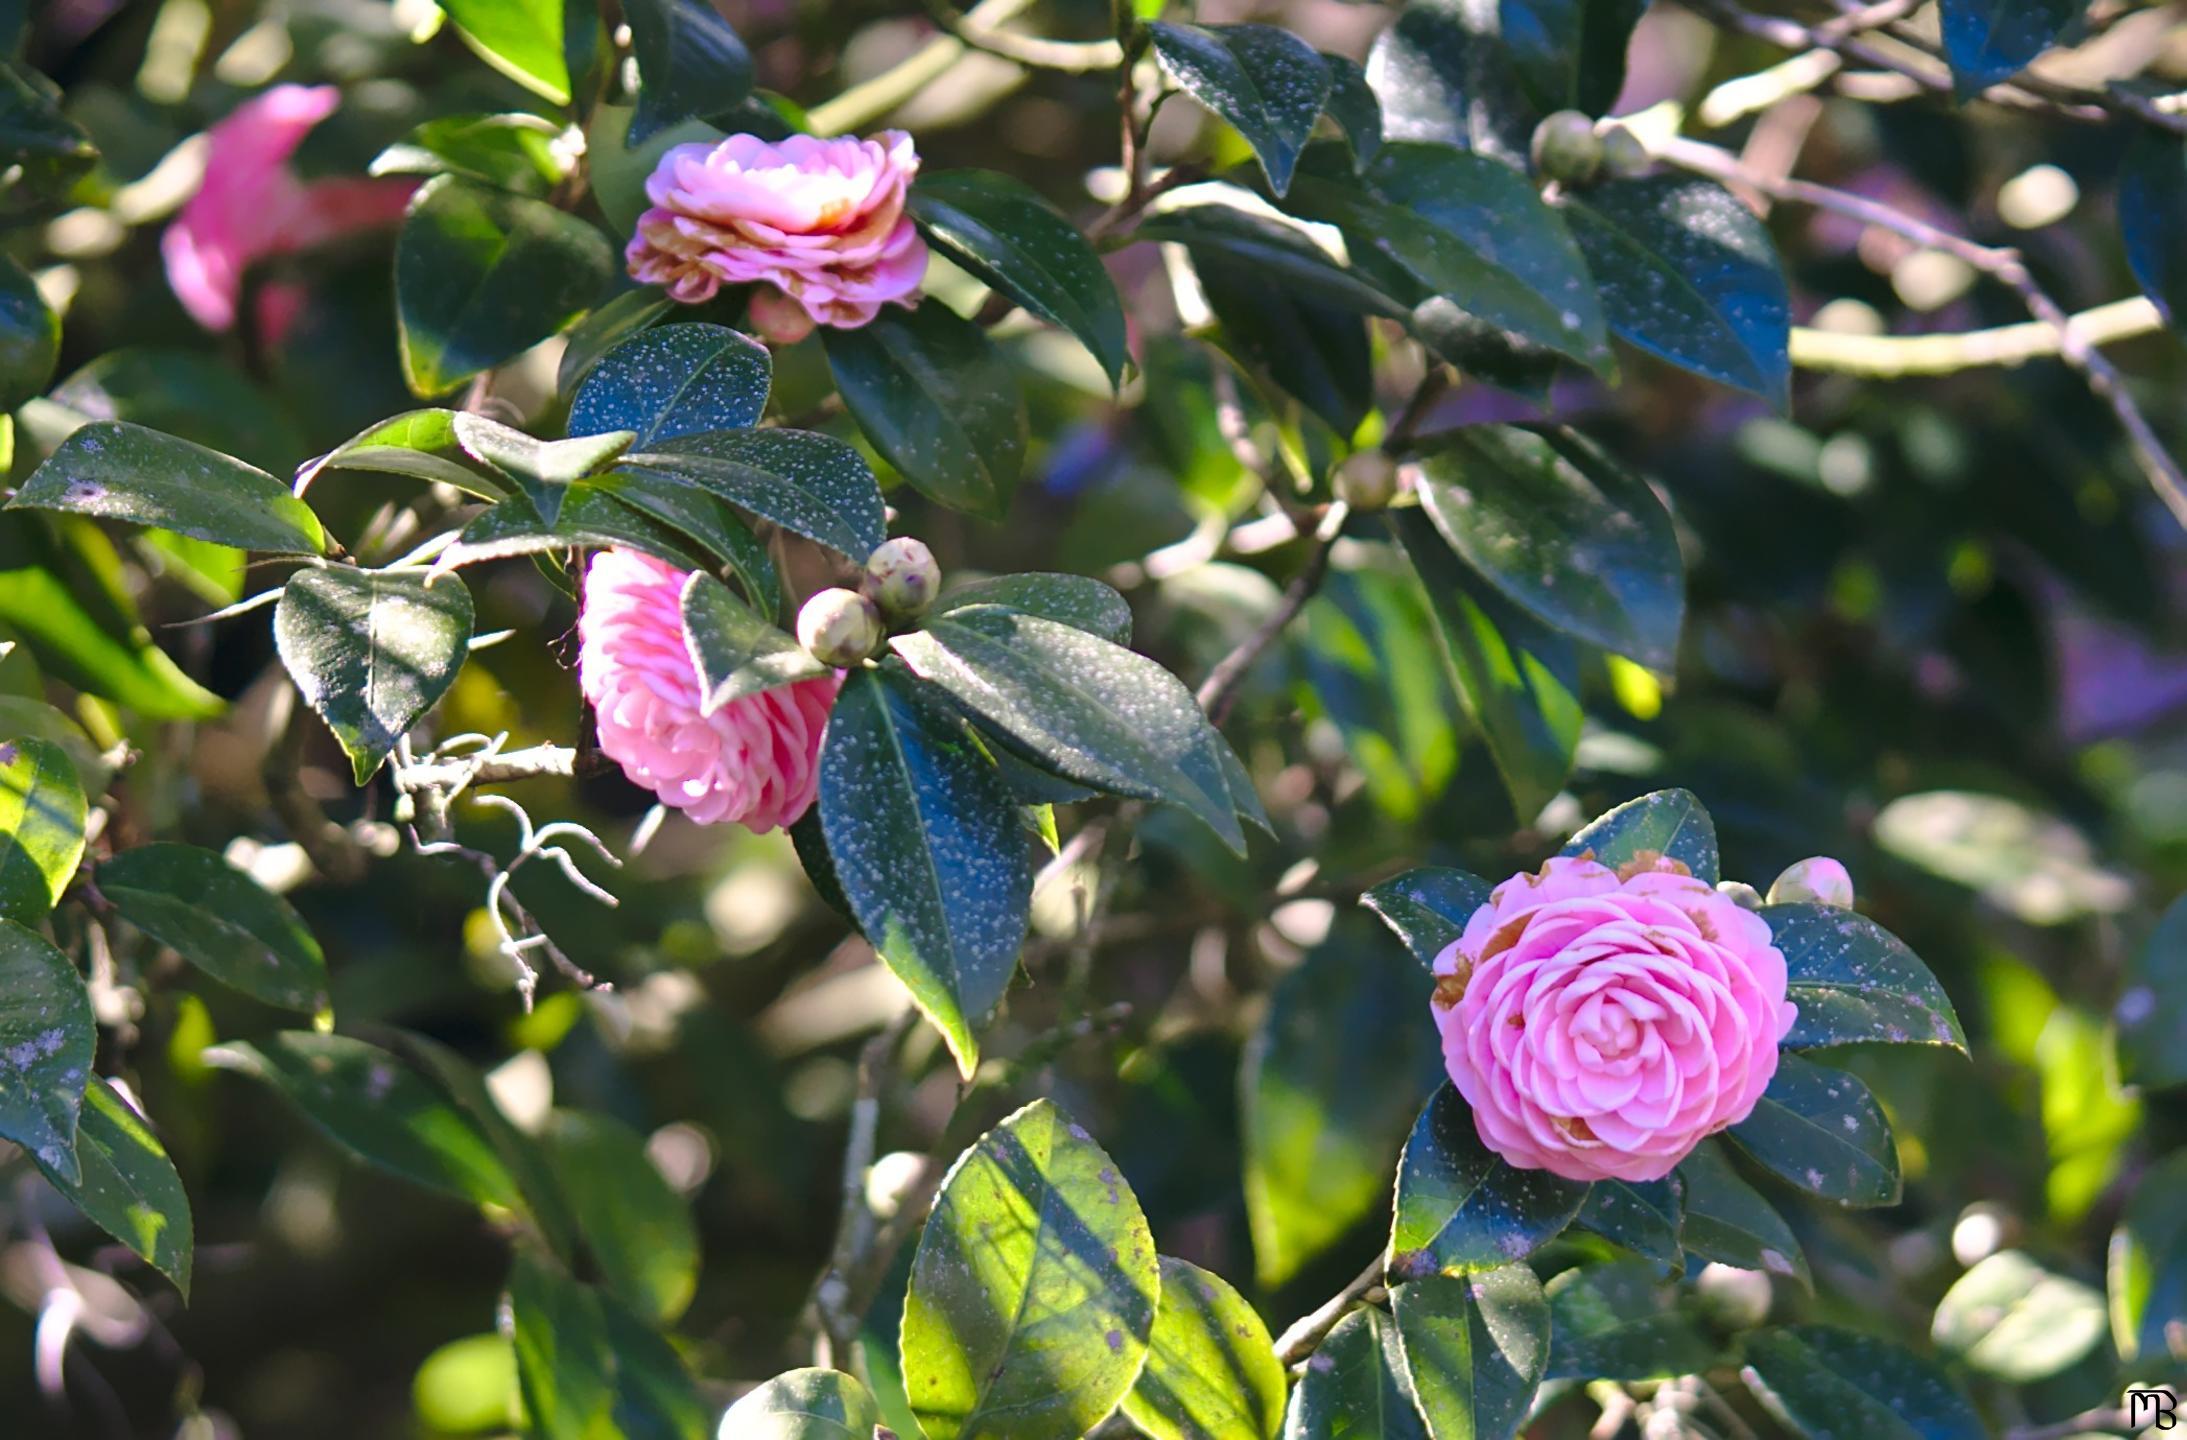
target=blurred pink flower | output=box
[161,84,413,332]
[624,130,928,344]
[1431,854,1797,1183]
[578,548,841,831]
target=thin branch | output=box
[810,1009,917,1367]
[1273,1254,1385,1365]
[1791,296,2164,376]
[1195,500,1348,727]
[918,0,1122,72]
[805,0,1040,135]
[394,741,612,794]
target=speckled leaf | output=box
[1938,0,2077,96]
[35,1075,191,1296]
[1499,0,1646,116]
[2109,1148,2187,1370]
[1123,1256,1287,1440]
[505,1252,614,1440]
[1281,1308,1426,1439]
[396,176,615,397]
[1390,1269,1549,1440]
[1728,1054,1901,1208]
[912,170,1129,385]
[453,413,633,531]
[625,428,887,560]
[720,1367,881,1439]
[824,305,1026,520]
[1246,921,1443,1289]
[1765,903,1968,1054]
[1574,1177,1682,1268]
[1542,1261,1713,1381]
[818,668,1029,1078]
[1321,54,1383,167]
[0,737,84,922]
[1365,0,1536,165]
[434,485,709,576]
[1740,1326,1986,1440]
[1150,22,1331,195]
[1363,866,1493,969]
[1197,259,1373,436]
[1389,1083,1589,1280]
[1673,1141,1807,1286]
[274,566,474,784]
[930,573,1132,644]
[1561,788,1719,885]
[592,470,778,610]
[0,254,59,413]
[1132,204,1406,317]
[558,289,676,395]
[10,421,326,554]
[0,919,92,1183]
[568,322,771,445]
[1410,426,1682,668]
[299,410,506,501]
[2116,891,2187,1089]
[1565,176,1791,405]
[204,1032,524,1209]
[1931,1249,2104,1382]
[2122,131,2187,333]
[99,844,327,1014]
[892,608,1246,853]
[902,1099,1160,1440]
[438,0,570,104]
[624,0,752,143]
[679,571,825,712]
[545,1110,699,1326]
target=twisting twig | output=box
[1272,1254,1385,1365]
[1792,297,2165,376]
[917,0,1122,72]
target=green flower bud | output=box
[862,537,942,619]
[797,587,884,667]
[1530,110,1603,185]
[1333,451,1402,512]
[1599,125,1650,179]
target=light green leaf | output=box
[99,844,328,1014]
[9,421,325,554]
[439,0,571,104]
[824,304,1027,520]
[453,413,633,531]
[0,736,84,921]
[2109,1148,2187,1372]
[0,918,93,1183]
[1296,568,1464,822]
[34,1074,191,1296]
[505,1252,614,1440]
[1931,1249,2104,1382]
[720,1367,882,1439]
[274,566,474,784]
[1389,1082,1590,1280]
[371,111,571,195]
[1122,1256,1287,1440]
[1390,1269,1549,1440]
[299,410,506,502]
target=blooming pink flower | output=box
[162,84,414,333]
[578,548,841,831]
[1431,854,1798,1183]
[624,131,929,344]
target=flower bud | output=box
[1333,451,1402,512]
[797,587,883,667]
[1768,856,1855,908]
[1693,1262,1774,1332]
[1530,110,1603,185]
[862,537,941,619]
[1715,879,1765,911]
[1599,125,1651,179]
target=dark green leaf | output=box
[396,176,615,397]
[568,322,771,446]
[1574,1177,1682,1268]
[624,428,887,560]
[48,346,303,471]
[818,668,1029,1078]
[1938,0,2076,96]
[1365,0,1536,165]
[1542,1261,1713,1381]
[912,170,1129,385]
[1765,903,1968,1054]
[1930,1249,2104,1382]
[0,736,84,922]
[1150,22,1331,195]
[204,1032,523,1209]
[1740,1326,1985,1440]
[624,0,753,143]
[593,470,778,609]
[1362,866,1493,969]
[931,573,1132,644]
[453,414,634,530]
[2117,892,2187,1089]
[0,918,92,1182]
[1282,1308,1427,1439]
[719,1367,882,1439]
[1389,1082,1590,1280]
[274,566,474,784]
[1296,569,1463,821]
[1122,1256,1287,1440]
[1730,1055,1901,1207]
[823,305,1027,520]
[1499,0,1645,115]
[0,254,58,412]
[1560,787,1719,885]
[1132,204,1406,316]
[1321,54,1383,167]
[2109,1148,2187,1371]
[1673,1141,1807,1286]
[1410,426,1683,668]
[299,410,506,501]
[10,421,326,555]
[1390,1268,1549,1440]
[505,1252,614,1440]
[602,1301,709,1440]
[901,1098,1160,1440]
[1199,260,1373,435]
[546,1110,699,1325]
[35,1075,191,1296]
[435,485,710,577]
[371,112,569,194]
[680,572,827,711]
[558,289,676,396]
[438,0,572,103]
[1244,920,1443,1288]
[0,60,95,176]
[99,844,328,1013]
[1565,176,1791,404]
[2122,131,2187,332]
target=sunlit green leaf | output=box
[720,1367,881,1439]
[1123,1257,1287,1440]
[546,1110,699,1326]
[34,1075,191,1296]
[1560,787,1720,885]
[1150,22,1331,195]
[274,566,473,784]
[0,736,83,922]
[1390,1268,1548,1440]
[100,844,328,1013]
[0,918,92,1182]
[10,421,326,554]
[1931,1249,2104,1382]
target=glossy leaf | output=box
[1731,1057,1902,1207]
[1565,176,1791,404]
[1200,261,1373,436]
[1674,1141,1807,1286]
[299,410,505,501]
[1132,203,1406,317]
[1499,0,1645,116]
[371,111,570,194]
[911,170,1129,384]
[593,469,779,609]
[1389,1082,1590,1280]
[2116,892,2187,1089]
[11,421,326,554]
[396,176,615,397]
[624,428,887,561]
[1766,903,1968,1054]
[438,0,571,103]
[274,566,474,784]
[680,572,826,712]
[824,304,1026,520]
[0,918,93,1182]
[1938,0,2077,96]
[1150,22,1331,195]
[1740,1326,1985,1440]
[0,254,58,412]
[1542,1260,1714,1381]
[1574,1177,1682,1268]
[99,844,329,1013]
[2109,1148,2187,1369]
[1281,1307,1426,1439]
[1123,1256,1287,1440]
[1321,54,1383,167]
[568,322,771,446]
[624,0,753,143]
[1560,787,1720,885]
[453,414,633,530]
[0,736,84,922]
[546,1110,700,1325]
[506,1252,614,1440]
[817,668,1029,1078]
[1365,0,1536,164]
[2122,131,2187,332]
[435,485,709,576]
[1296,570,1464,822]
[931,573,1132,644]
[557,289,676,395]
[720,1367,883,1439]
[901,1099,1160,1440]
[1930,1249,2104,1382]
[1363,866,1493,970]
[1390,1269,1549,1440]
[35,1075,192,1296]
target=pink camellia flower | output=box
[624,131,929,345]
[162,84,414,333]
[1431,854,1799,1183]
[578,548,841,831]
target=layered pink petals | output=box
[624,131,929,341]
[578,549,841,832]
[1431,855,1798,1183]
[161,84,413,332]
